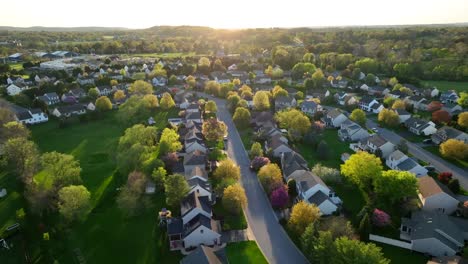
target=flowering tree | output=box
[250,156,270,171]
[372,208,391,227]
[270,185,289,208]
[438,171,453,184]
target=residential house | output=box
[184,150,206,176]
[77,77,95,86]
[357,134,396,159]
[359,97,383,113]
[254,76,271,84]
[386,150,428,177]
[431,126,468,145]
[36,92,60,105]
[440,90,459,104]
[368,86,390,96]
[403,84,422,96]
[334,92,348,105]
[275,95,297,110]
[400,211,468,257]
[281,151,309,180]
[441,103,463,115]
[187,178,213,202]
[97,86,112,96]
[251,111,274,128]
[322,108,348,128]
[293,171,341,215]
[185,166,208,182]
[6,83,28,96]
[338,120,370,142]
[12,106,48,125]
[404,117,437,136]
[406,96,429,111]
[185,140,207,154]
[185,111,203,124]
[186,103,200,114]
[180,245,227,264]
[387,90,406,99]
[265,135,293,158]
[152,77,167,87]
[418,176,459,215]
[70,88,86,99]
[301,100,323,116]
[52,104,87,118]
[360,84,370,92]
[210,71,230,84]
[394,109,412,123]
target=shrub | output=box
[371,208,391,227]
[270,185,289,208]
[448,179,460,194]
[438,171,453,184]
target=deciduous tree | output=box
[4,138,39,182]
[117,171,147,216]
[205,100,217,113]
[440,139,468,160]
[223,184,247,214]
[159,128,182,155]
[164,174,189,208]
[129,80,153,95]
[95,96,112,111]
[458,92,468,107]
[152,167,167,191]
[257,163,283,194]
[1,121,30,142]
[350,109,366,126]
[391,100,406,109]
[374,170,417,206]
[143,94,159,109]
[88,87,100,99]
[250,142,263,158]
[288,201,321,235]
[160,92,175,110]
[341,152,383,192]
[233,107,251,128]
[213,159,241,181]
[41,151,82,188]
[202,118,227,142]
[253,91,271,111]
[333,237,389,264]
[378,108,399,127]
[270,185,289,208]
[275,109,311,138]
[458,112,468,129]
[58,185,91,222]
[432,109,451,124]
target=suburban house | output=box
[405,96,429,111]
[251,111,274,128]
[254,76,271,84]
[281,151,309,180]
[292,171,341,215]
[400,211,468,257]
[180,245,227,264]
[404,118,437,136]
[186,103,200,114]
[386,150,428,177]
[418,176,459,215]
[441,103,463,115]
[185,111,203,124]
[301,100,323,116]
[368,86,390,96]
[36,92,60,105]
[97,86,112,96]
[52,104,87,118]
[185,139,207,154]
[275,95,297,110]
[6,83,29,96]
[265,136,293,158]
[335,92,349,105]
[13,107,48,125]
[322,108,348,128]
[440,90,459,104]
[403,84,422,96]
[70,88,86,99]
[183,150,206,176]
[356,134,396,159]
[359,97,383,113]
[77,77,95,86]
[152,77,167,87]
[210,71,230,84]
[393,109,412,123]
[338,120,370,142]
[387,90,406,99]
[431,126,468,145]
[187,178,213,202]
[185,166,208,182]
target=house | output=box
[210,72,230,84]
[254,76,271,84]
[387,90,406,99]
[152,77,167,87]
[185,140,207,154]
[186,103,200,114]
[184,150,206,175]
[6,83,29,96]
[357,134,396,158]
[418,176,459,215]
[70,88,86,99]
[440,90,459,104]
[431,126,468,145]
[186,166,208,182]
[386,150,428,177]
[281,151,309,180]
[52,104,87,118]
[36,92,60,105]
[368,86,390,96]
[292,171,341,215]
[359,97,383,113]
[441,103,463,115]
[334,92,348,105]
[97,86,112,96]
[185,111,203,124]
[394,109,411,123]
[180,245,227,264]
[403,83,422,96]
[77,77,95,86]
[400,211,468,257]
[404,118,437,136]
[338,120,370,142]
[12,106,48,125]
[265,136,293,158]
[406,96,429,111]
[301,100,323,116]
[322,108,348,128]
[187,178,213,202]
[251,111,274,128]
[275,95,296,110]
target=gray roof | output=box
[301,100,318,110]
[275,95,294,104]
[297,173,326,193]
[181,191,211,217]
[167,218,183,235]
[395,109,410,116]
[56,104,86,114]
[307,191,331,206]
[184,150,206,166]
[367,134,388,147]
[184,214,213,237]
[188,178,211,191]
[282,151,308,178]
[327,108,345,119]
[360,96,376,104]
[396,158,419,171]
[388,150,406,161]
[180,246,227,264]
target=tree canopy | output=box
[341,152,383,192]
[58,185,91,222]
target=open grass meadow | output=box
[422,80,468,93]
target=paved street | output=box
[366,119,468,187]
[209,95,309,264]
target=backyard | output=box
[212,200,248,231]
[422,80,468,93]
[226,241,268,264]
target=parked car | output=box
[372,128,379,133]
[424,165,436,172]
[423,139,432,144]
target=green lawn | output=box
[0,172,24,233]
[422,80,468,93]
[375,242,428,264]
[22,110,182,263]
[238,126,254,151]
[8,62,24,71]
[212,201,247,231]
[424,145,468,168]
[296,130,350,169]
[330,182,366,225]
[226,241,268,264]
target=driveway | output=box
[207,94,309,264]
[366,119,468,188]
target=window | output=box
[200,229,204,234]
[401,226,407,232]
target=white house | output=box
[52,104,87,118]
[7,83,28,96]
[36,92,60,105]
[182,215,221,249]
[338,120,370,142]
[275,95,297,110]
[14,108,48,125]
[187,178,213,202]
[359,97,383,113]
[418,176,459,215]
[394,109,411,123]
[97,86,112,96]
[322,108,348,128]
[405,118,437,136]
[386,150,428,177]
[357,134,396,159]
[301,100,322,116]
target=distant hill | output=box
[0,26,129,32]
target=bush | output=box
[270,185,289,208]
[371,208,391,227]
[448,179,460,194]
[312,164,341,184]
[438,171,453,184]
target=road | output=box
[366,119,468,188]
[209,95,309,264]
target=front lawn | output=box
[375,242,428,264]
[226,241,268,264]
[422,80,468,93]
[296,130,350,169]
[212,200,247,231]
[424,145,468,168]
[237,126,254,150]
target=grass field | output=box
[422,80,468,93]
[212,201,247,231]
[375,242,428,264]
[226,241,268,264]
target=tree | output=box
[88,87,100,99]
[250,156,270,171]
[355,58,378,74]
[197,57,211,74]
[391,100,406,109]
[341,152,383,191]
[205,81,221,96]
[1,121,30,142]
[365,74,376,86]
[374,170,418,206]
[438,171,453,184]
[333,237,389,264]
[311,69,325,89]
[149,64,167,78]
[213,159,241,181]
[257,163,283,194]
[164,174,189,208]
[398,139,409,153]
[205,100,217,113]
[214,178,237,197]
[117,96,150,125]
[233,107,251,128]
[383,97,396,108]
[458,92,468,107]
[270,185,289,208]
[378,108,399,127]
[58,185,91,222]
[41,151,82,188]
[272,85,288,99]
[288,201,321,235]
[458,112,468,129]
[440,139,468,160]
[312,164,341,184]
[448,179,460,194]
[388,77,399,87]
[253,91,270,111]
[117,171,147,216]
[250,142,263,158]
[275,109,311,138]
[185,75,196,89]
[350,109,366,126]
[292,62,316,79]
[202,118,227,142]
[302,228,334,263]
[317,216,354,239]
[227,94,241,111]
[143,94,159,109]
[129,80,153,95]
[432,110,451,124]
[4,138,39,182]
[427,101,443,112]
[95,96,112,111]
[316,140,329,160]
[114,90,126,101]
[152,167,167,191]
[160,92,175,110]
[159,128,182,155]
[223,184,247,214]
[0,104,16,127]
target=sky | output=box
[1,0,467,29]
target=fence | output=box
[369,234,412,249]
